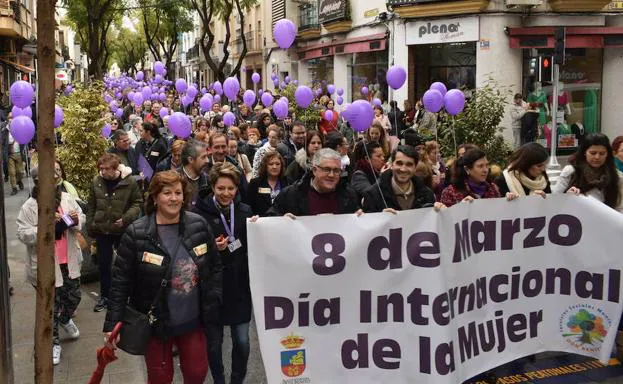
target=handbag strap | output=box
[147,236,183,317]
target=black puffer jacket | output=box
[193,196,253,325]
[267,172,360,216]
[103,212,222,336]
[362,170,436,212]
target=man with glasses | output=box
[107,131,139,174]
[268,148,361,217]
[279,121,307,167]
[206,133,248,198]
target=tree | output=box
[110,23,149,74]
[139,0,193,76]
[57,82,110,198]
[63,0,123,80]
[190,0,259,83]
[436,80,513,167]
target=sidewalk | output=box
[5,180,267,384]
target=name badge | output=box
[193,243,208,257]
[258,187,271,194]
[227,239,242,253]
[142,252,164,266]
[150,151,160,157]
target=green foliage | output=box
[56,82,110,199]
[110,22,148,74]
[437,80,513,166]
[279,84,321,131]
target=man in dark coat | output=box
[107,130,139,174]
[267,148,361,217]
[278,121,306,167]
[362,145,439,213]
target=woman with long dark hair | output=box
[440,148,501,207]
[285,130,323,185]
[553,133,623,212]
[351,141,386,200]
[496,142,551,199]
[246,151,287,216]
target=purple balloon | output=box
[285,76,291,84]
[273,100,289,119]
[153,61,165,75]
[444,89,466,116]
[104,94,112,103]
[214,95,221,103]
[350,100,375,133]
[341,103,359,127]
[327,84,336,95]
[324,110,333,121]
[258,89,264,97]
[102,123,112,139]
[154,74,163,84]
[200,94,213,111]
[159,107,169,118]
[430,82,448,96]
[136,71,144,81]
[10,116,35,144]
[115,92,122,100]
[114,109,124,118]
[271,73,278,81]
[187,85,198,99]
[201,87,208,95]
[181,95,193,107]
[159,92,166,101]
[54,105,64,128]
[251,72,261,84]
[423,89,444,113]
[213,81,223,95]
[175,79,188,94]
[337,88,344,96]
[223,111,236,126]
[133,93,144,106]
[273,19,297,49]
[360,86,369,96]
[261,92,274,107]
[142,85,152,99]
[12,106,32,118]
[223,77,240,100]
[386,66,407,90]
[372,98,382,107]
[10,81,33,108]
[293,80,299,86]
[243,90,256,107]
[294,86,313,108]
[336,96,344,105]
[168,112,192,138]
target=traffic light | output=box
[538,56,553,83]
[554,27,566,65]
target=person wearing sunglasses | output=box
[267,148,361,218]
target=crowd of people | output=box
[10,81,623,383]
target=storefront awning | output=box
[298,33,387,61]
[508,26,623,49]
[0,57,35,73]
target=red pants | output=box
[144,328,208,384]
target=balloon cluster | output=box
[9,81,37,144]
[422,82,466,116]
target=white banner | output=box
[248,195,623,384]
[406,16,480,45]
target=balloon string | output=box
[452,117,457,156]
[362,141,388,210]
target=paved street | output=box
[5,178,267,384]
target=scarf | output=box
[467,180,488,197]
[503,169,547,197]
[578,163,611,190]
[616,157,623,173]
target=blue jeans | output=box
[206,322,250,384]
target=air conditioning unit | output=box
[505,0,543,6]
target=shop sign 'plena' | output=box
[318,0,348,24]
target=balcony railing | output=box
[244,30,262,52]
[298,3,319,31]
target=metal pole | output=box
[0,146,14,384]
[548,63,560,169]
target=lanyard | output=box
[213,196,235,241]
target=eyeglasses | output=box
[316,166,341,176]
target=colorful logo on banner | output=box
[280,334,307,379]
[560,305,611,353]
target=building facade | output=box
[0,0,36,92]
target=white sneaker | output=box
[52,344,61,365]
[60,319,80,339]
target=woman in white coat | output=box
[17,166,86,365]
[553,133,623,212]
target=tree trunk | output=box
[35,0,57,380]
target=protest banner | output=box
[247,194,623,384]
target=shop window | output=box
[307,57,334,91]
[348,51,389,103]
[521,48,603,154]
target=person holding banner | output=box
[268,148,361,217]
[103,171,221,384]
[193,162,256,384]
[496,142,551,200]
[362,145,439,213]
[553,133,623,212]
[440,148,501,207]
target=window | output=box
[272,0,285,27]
[299,3,318,30]
[349,51,389,103]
